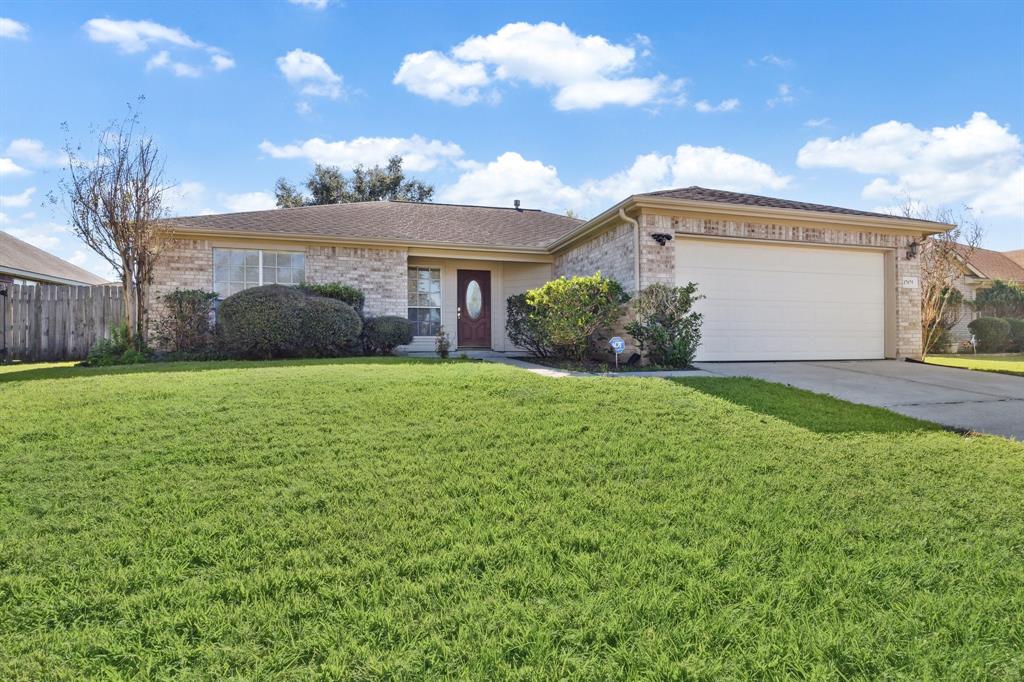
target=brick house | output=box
[152,187,951,360]
[945,245,1024,349]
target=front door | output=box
[457,270,491,348]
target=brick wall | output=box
[639,212,927,358]
[148,238,409,327]
[306,245,407,316]
[553,221,636,290]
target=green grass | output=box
[925,353,1024,377]
[1,358,1022,679]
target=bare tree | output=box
[894,200,984,357]
[53,100,169,346]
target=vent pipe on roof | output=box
[514,199,521,211]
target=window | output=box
[213,248,305,298]
[408,266,441,336]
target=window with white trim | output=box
[213,248,305,298]
[408,266,441,336]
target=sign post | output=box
[609,336,625,371]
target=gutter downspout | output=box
[619,208,640,292]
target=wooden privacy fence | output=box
[1,284,124,362]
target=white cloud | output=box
[277,49,343,99]
[83,18,233,76]
[441,152,583,210]
[395,21,682,111]
[5,138,50,165]
[0,17,28,40]
[804,117,830,128]
[258,134,464,172]
[0,157,29,175]
[295,101,312,115]
[164,181,212,216]
[760,54,792,67]
[695,98,740,113]
[84,18,202,53]
[767,83,794,108]
[393,51,490,106]
[210,54,235,71]
[797,112,1024,217]
[289,0,329,7]
[0,187,36,209]
[146,50,202,78]
[670,145,790,191]
[0,212,9,224]
[219,192,277,213]
[440,145,789,214]
[6,226,61,250]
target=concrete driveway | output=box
[695,360,1024,440]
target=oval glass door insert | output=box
[466,280,483,319]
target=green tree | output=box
[973,280,1024,318]
[273,156,434,208]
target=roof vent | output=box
[514,199,521,211]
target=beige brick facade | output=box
[553,221,636,290]
[306,245,407,316]
[148,238,409,325]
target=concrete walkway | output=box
[695,360,1024,440]
[484,355,717,379]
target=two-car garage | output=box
[676,238,887,362]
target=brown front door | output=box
[457,270,491,348]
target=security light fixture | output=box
[651,233,673,246]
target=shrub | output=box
[1008,318,1024,352]
[525,274,629,362]
[299,282,365,316]
[151,289,218,353]
[435,326,451,359]
[85,322,152,366]
[506,293,552,358]
[973,280,1024,318]
[299,296,363,357]
[967,317,1011,353]
[957,340,975,354]
[217,284,361,359]
[624,282,704,368]
[362,316,413,355]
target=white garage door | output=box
[676,238,885,362]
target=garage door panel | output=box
[677,239,885,361]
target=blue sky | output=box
[1,0,1022,279]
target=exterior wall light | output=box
[651,233,673,246]
[905,240,919,260]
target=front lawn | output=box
[924,353,1024,377]
[1,359,1021,678]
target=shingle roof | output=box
[957,244,1024,282]
[163,200,584,250]
[1006,250,1024,269]
[0,230,109,285]
[637,186,949,225]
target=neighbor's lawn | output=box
[1,359,1022,678]
[925,353,1024,377]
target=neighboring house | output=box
[0,230,109,286]
[153,187,950,361]
[947,244,1024,348]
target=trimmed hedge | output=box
[298,282,365,316]
[362,316,414,355]
[218,285,361,359]
[967,317,1010,353]
[1008,318,1024,352]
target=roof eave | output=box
[161,226,553,255]
[549,195,954,253]
[0,265,107,287]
